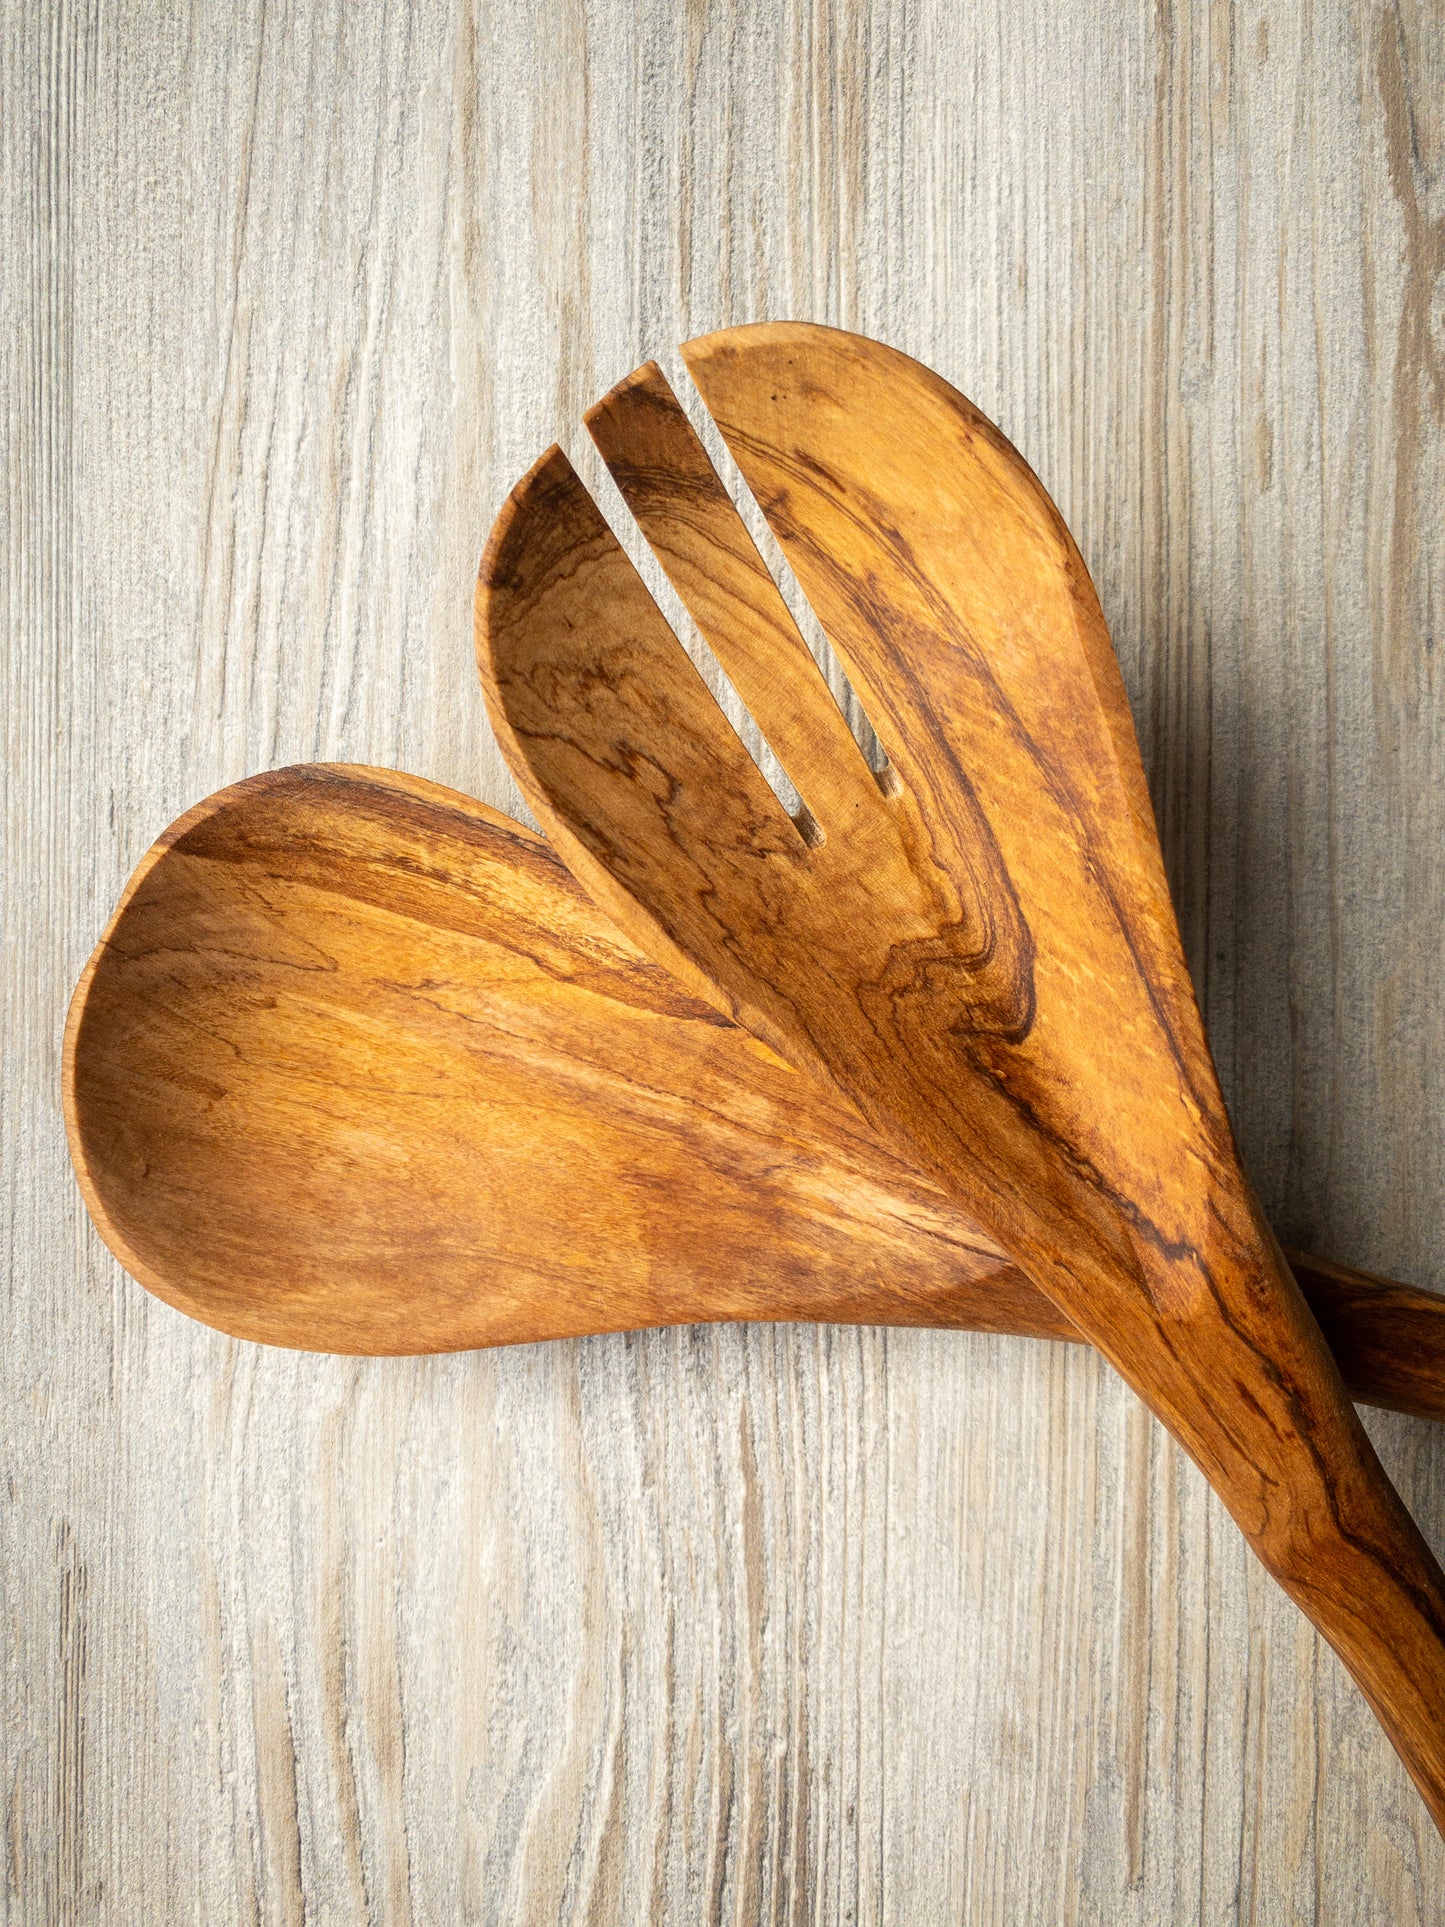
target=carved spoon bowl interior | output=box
[62,763,1445,1433]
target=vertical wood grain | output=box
[4,0,1443,1918]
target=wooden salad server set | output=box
[476,323,1445,1825]
[64,759,1445,1419]
[65,321,1445,1829]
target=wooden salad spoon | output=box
[60,761,1445,1424]
[476,323,1445,1826]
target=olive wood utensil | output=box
[64,762,1016,1351]
[476,323,1445,1825]
[60,762,1445,1428]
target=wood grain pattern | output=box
[7,0,1445,1919]
[477,323,1445,1825]
[63,761,1041,1351]
[63,761,1445,1434]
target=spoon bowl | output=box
[62,762,1445,1428]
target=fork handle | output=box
[1054,1207,1445,1827]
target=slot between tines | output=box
[584,359,902,849]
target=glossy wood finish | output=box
[63,762,1029,1353]
[15,5,1445,1916]
[478,324,1445,1828]
[63,763,1445,1430]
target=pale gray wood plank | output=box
[4,0,1444,1919]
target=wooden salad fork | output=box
[63,760,1445,1419]
[476,322,1445,1827]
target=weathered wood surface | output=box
[5,0,1444,1919]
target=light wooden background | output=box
[6,1,1445,1919]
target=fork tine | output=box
[585,363,886,838]
[476,444,812,1027]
